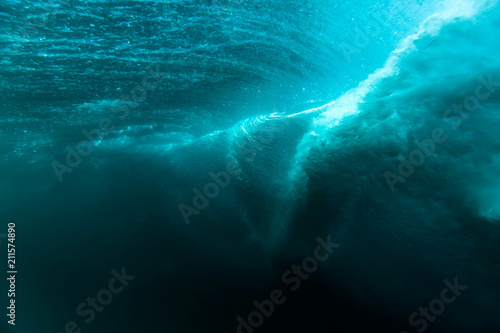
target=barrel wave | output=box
[1,0,499,332]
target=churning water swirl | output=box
[1,0,500,332]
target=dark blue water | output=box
[1,0,500,332]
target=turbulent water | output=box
[1,0,500,332]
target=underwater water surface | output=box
[1,0,500,332]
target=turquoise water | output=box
[1,0,500,332]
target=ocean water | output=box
[1,0,500,332]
